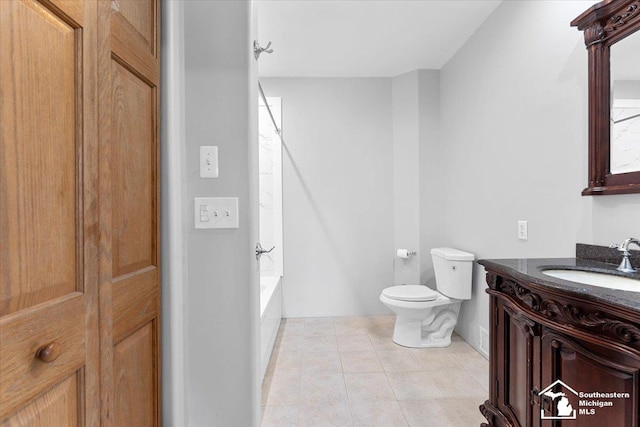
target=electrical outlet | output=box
[517,220,528,240]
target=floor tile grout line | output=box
[294,359,303,422]
[340,371,356,427]
[397,399,413,427]
[262,316,487,426]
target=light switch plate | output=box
[517,220,528,240]
[200,146,219,178]
[194,197,239,229]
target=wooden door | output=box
[1,0,161,425]
[97,0,161,425]
[0,0,100,425]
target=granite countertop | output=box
[478,257,640,312]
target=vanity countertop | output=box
[478,257,640,313]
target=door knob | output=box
[530,387,540,405]
[35,342,62,363]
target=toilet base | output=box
[391,302,461,348]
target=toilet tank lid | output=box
[430,247,475,261]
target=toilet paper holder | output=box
[396,249,417,258]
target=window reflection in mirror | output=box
[610,33,640,174]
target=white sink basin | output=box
[542,269,640,292]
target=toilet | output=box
[379,247,475,348]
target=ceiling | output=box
[256,0,502,77]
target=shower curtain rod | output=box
[258,81,282,138]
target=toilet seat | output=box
[381,285,438,302]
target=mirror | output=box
[572,0,640,195]
[611,35,640,174]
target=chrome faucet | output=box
[610,238,640,273]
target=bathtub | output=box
[260,276,282,380]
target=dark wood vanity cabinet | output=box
[480,268,640,427]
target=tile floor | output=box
[261,316,489,427]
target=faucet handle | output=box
[617,251,638,273]
[610,243,620,250]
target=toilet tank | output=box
[430,247,475,300]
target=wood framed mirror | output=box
[572,0,640,195]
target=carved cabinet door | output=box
[540,329,640,427]
[495,300,542,427]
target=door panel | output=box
[100,0,161,424]
[1,374,79,427]
[498,303,540,427]
[112,268,158,343]
[505,307,534,426]
[0,0,99,425]
[0,0,79,315]
[111,59,157,277]
[112,0,157,56]
[113,322,157,426]
[0,294,85,419]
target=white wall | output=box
[417,70,442,286]
[182,1,260,425]
[392,72,421,285]
[261,78,395,317]
[161,1,188,425]
[439,0,640,352]
[392,70,442,288]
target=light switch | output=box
[200,205,209,222]
[200,146,219,178]
[195,197,239,229]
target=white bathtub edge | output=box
[260,276,282,381]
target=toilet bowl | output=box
[379,247,474,348]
